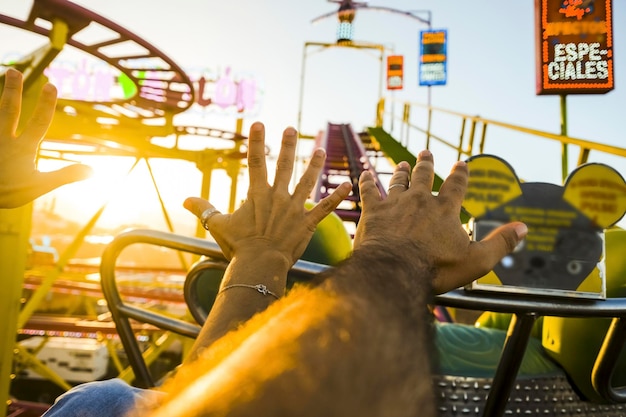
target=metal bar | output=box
[592,317,626,402]
[436,289,626,318]
[144,158,188,270]
[467,119,477,156]
[0,205,33,417]
[100,229,224,386]
[560,94,569,182]
[385,98,626,159]
[404,119,462,154]
[17,158,142,329]
[479,122,488,154]
[457,118,466,161]
[482,313,537,417]
[13,345,73,391]
[402,102,410,146]
[578,147,591,166]
[426,106,432,149]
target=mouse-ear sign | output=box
[563,163,626,228]
[462,154,523,219]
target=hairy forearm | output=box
[152,244,437,417]
[320,242,435,323]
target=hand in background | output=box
[0,68,93,209]
[354,150,527,294]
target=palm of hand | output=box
[0,70,92,209]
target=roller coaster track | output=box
[1,0,193,118]
[0,0,248,161]
[313,122,387,224]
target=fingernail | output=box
[418,149,432,158]
[454,160,467,168]
[43,83,56,94]
[284,127,296,136]
[515,223,528,239]
[5,67,18,78]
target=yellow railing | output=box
[376,98,626,183]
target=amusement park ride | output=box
[311,0,431,42]
[1,0,626,416]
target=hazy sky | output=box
[0,0,624,230]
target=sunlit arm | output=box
[144,243,437,417]
[184,248,290,363]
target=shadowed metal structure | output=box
[0,1,248,414]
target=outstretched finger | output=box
[272,127,297,191]
[306,181,351,227]
[20,83,58,151]
[358,169,383,208]
[247,122,268,190]
[0,68,23,138]
[292,148,325,202]
[387,161,411,195]
[409,150,435,194]
[437,160,469,209]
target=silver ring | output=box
[200,207,221,230]
[388,183,407,191]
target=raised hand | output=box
[0,68,93,208]
[184,121,352,266]
[354,150,528,294]
[182,122,352,354]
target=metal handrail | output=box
[99,228,328,387]
[100,229,215,387]
[100,228,626,412]
[377,98,626,172]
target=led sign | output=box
[419,29,447,86]
[535,0,614,95]
[386,55,404,90]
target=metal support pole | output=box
[0,205,32,417]
[297,43,310,138]
[196,167,213,239]
[426,86,433,149]
[560,94,569,182]
[407,10,433,149]
[482,313,537,417]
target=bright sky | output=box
[0,0,624,231]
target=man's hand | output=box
[184,121,352,265]
[0,68,93,208]
[354,150,527,294]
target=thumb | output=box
[37,164,93,196]
[433,222,528,294]
[475,221,528,270]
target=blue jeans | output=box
[42,378,166,417]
